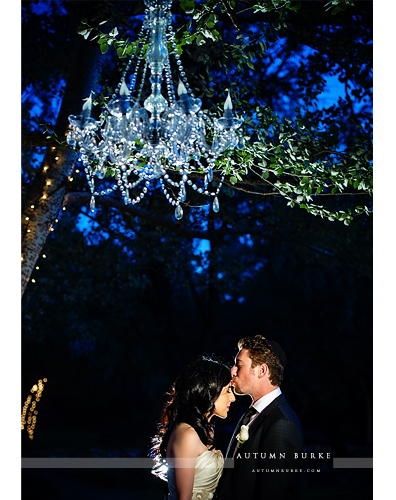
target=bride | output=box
[150,356,235,500]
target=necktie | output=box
[228,406,258,458]
[240,406,258,426]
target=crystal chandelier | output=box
[67,0,244,220]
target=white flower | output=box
[236,425,249,447]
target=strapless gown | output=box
[167,449,224,500]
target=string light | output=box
[46,181,51,186]
[21,378,47,439]
[25,217,29,220]
[43,166,49,171]
[62,207,66,211]
[31,279,35,283]
[30,205,35,209]
[27,229,31,233]
[42,194,47,199]
[54,157,59,161]
[35,266,39,270]
[42,254,46,258]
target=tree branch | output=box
[63,191,227,242]
[22,134,59,148]
[63,191,353,263]
[311,149,355,159]
[221,0,241,31]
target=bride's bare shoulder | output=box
[167,424,207,459]
[169,423,202,449]
[173,423,199,440]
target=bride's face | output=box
[213,382,236,419]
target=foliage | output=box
[65,0,373,225]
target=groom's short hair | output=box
[237,335,285,386]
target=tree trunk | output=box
[21,148,76,294]
[21,16,105,296]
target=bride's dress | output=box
[167,449,224,500]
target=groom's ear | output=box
[257,363,269,378]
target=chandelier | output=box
[67,0,244,220]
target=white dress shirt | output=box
[247,386,282,426]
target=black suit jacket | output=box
[216,394,303,500]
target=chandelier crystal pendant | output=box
[67,0,244,220]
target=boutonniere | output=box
[236,425,249,448]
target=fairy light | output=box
[46,181,51,186]
[43,166,49,171]
[31,279,35,283]
[25,217,29,220]
[30,205,35,209]
[55,156,59,161]
[42,254,46,258]
[35,266,39,270]
[62,207,66,211]
[27,229,31,233]
[21,378,47,439]
[42,194,47,199]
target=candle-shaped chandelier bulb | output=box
[81,93,92,118]
[120,81,130,97]
[224,90,233,110]
[224,90,233,120]
[177,81,188,96]
[67,0,244,220]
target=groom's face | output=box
[231,349,257,395]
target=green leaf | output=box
[331,6,342,15]
[230,176,238,185]
[196,34,205,46]
[100,44,109,54]
[180,0,195,14]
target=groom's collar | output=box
[252,386,282,414]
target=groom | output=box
[216,335,303,500]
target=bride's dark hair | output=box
[150,355,231,471]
